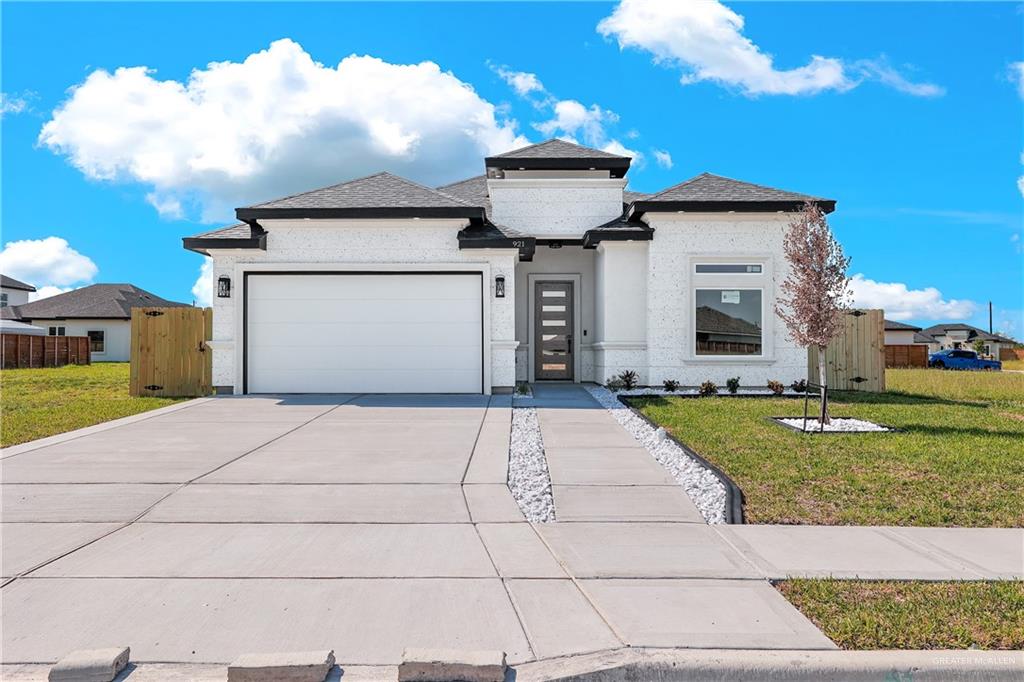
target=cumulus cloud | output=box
[0,91,34,118]
[493,66,546,97]
[848,274,977,321]
[597,0,943,97]
[29,286,75,302]
[40,39,527,222]
[191,257,213,307]
[534,100,618,144]
[652,148,673,169]
[0,237,98,290]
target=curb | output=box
[617,395,745,524]
[513,648,1024,682]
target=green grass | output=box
[632,369,1024,526]
[1,363,184,447]
[777,579,1024,649]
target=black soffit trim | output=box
[582,229,654,249]
[241,271,485,395]
[181,233,267,255]
[236,206,485,220]
[483,157,630,178]
[629,199,836,216]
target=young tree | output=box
[775,201,851,425]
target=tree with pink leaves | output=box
[775,200,851,425]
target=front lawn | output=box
[0,363,185,447]
[632,369,1024,526]
[777,579,1024,650]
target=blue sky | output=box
[2,1,1022,336]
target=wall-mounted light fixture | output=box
[548,241,563,249]
[217,276,231,298]
[495,275,505,298]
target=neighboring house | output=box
[1,274,36,309]
[0,319,47,336]
[6,284,190,361]
[184,138,836,395]
[919,323,1017,358]
[883,319,930,346]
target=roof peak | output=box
[492,138,629,160]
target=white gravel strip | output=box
[585,385,728,524]
[777,417,890,433]
[616,387,804,397]
[508,407,556,522]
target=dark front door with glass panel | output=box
[534,281,574,380]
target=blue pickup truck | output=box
[928,349,1002,371]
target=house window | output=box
[695,264,762,274]
[695,288,763,356]
[87,330,105,353]
[0,293,7,307]
[48,326,66,336]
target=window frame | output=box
[48,326,67,336]
[87,329,106,354]
[689,257,772,362]
[0,292,7,307]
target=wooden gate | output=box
[130,307,212,397]
[808,309,885,392]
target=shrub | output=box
[790,379,807,393]
[726,376,741,394]
[605,377,625,392]
[663,379,681,392]
[767,379,785,395]
[618,370,639,390]
[698,380,718,396]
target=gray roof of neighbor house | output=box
[235,172,484,221]
[914,331,937,344]
[485,139,632,177]
[12,284,190,320]
[884,319,923,331]
[1,274,36,292]
[920,323,1016,345]
[630,172,835,216]
[695,306,762,338]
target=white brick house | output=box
[184,139,836,395]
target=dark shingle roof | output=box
[490,139,628,161]
[246,172,477,211]
[1,306,25,320]
[884,319,923,331]
[1,274,36,292]
[623,189,650,204]
[437,175,490,213]
[921,323,1016,344]
[631,172,835,214]
[14,284,190,320]
[696,306,762,337]
[914,331,937,344]
[192,223,251,239]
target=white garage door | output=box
[246,273,483,393]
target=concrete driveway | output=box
[1,391,832,669]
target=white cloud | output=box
[146,192,185,220]
[652,148,673,169]
[1009,62,1024,98]
[0,237,98,289]
[597,0,942,97]
[29,286,74,302]
[848,273,977,321]
[493,66,546,97]
[40,39,527,222]
[601,139,643,166]
[534,100,618,144]
[0,91,34,118]
[191,257,213,307]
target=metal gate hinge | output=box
[144,310,165,317]
[144,385,163,391]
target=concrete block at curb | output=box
[227,650,335,682]
[48,647,129,682]
[398,649,507,682]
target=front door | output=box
[534,281,574,381]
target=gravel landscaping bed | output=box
[586,385,728,524]
[507,407,555,522]
[774,417,891,433]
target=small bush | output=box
[767,379,785,395]
[618,370,639,390]
[514,382,531,396]
[663,379,681,392]
[698,380,718,396]
[790,379,807,393]
[605,377,625,392]
[726,376,741,394]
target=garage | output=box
[245,272,483,393]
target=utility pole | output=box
[989,301,993,334]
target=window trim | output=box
[48,326,67,336]
[688,256,773,363]
[694,263,763,275]
[87,329,106,354]
[0,292,7,307]
[693,286,766,359]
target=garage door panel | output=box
[246,273,483,394]
[248,299,481,326]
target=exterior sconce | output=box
[495,276,505,298]
[217,276,231,298]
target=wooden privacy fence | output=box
[885,344,929,368]
[1000,348,1024,362]
[1,334,91,369]
[130,307,212,397]
[807,309,885,392]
